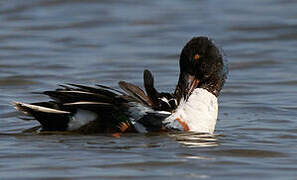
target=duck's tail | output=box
[13,102,73,131]
[13,102,72,131]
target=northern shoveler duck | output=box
[14,36,228,134]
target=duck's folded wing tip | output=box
[13,101,70,115]
[12,101,29,115]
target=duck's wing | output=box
[143,69,177,111]
[118,81,152,106]
[14,82,173,133]
[143,69,159,108]
[14,84,135,133]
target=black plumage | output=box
[13,36,228,134]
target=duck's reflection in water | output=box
[169,131,219,148]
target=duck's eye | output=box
[194,54,200,61]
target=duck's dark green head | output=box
[175,36,228,101]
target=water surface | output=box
[1,0,297,179]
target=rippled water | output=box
[1,0,297,179]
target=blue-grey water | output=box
[1,0,297,179]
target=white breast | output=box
[164,88,218,134]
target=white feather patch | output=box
[164,88,218,134]
[160,97,169,104]
[64,102,110,105]
[59,90,95,95]
[13,102,70,114]
[68,109,97,130]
